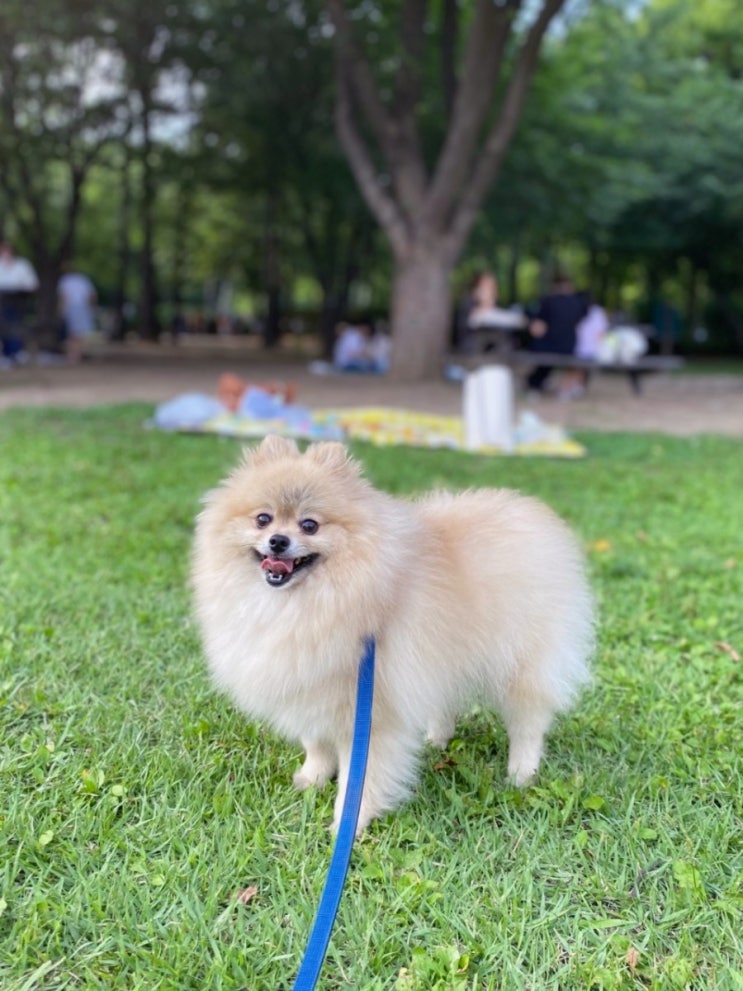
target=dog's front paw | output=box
[426,717,455,750]
[506,738,543,787]
[330,804,375,836]
[293,769,323,791]
[293,746,337,791]
[506,762,538,788]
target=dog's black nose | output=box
[269,533,291,554]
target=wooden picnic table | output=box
[451,347,685,395]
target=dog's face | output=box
[200,435,373,592]
[253,507,321,588]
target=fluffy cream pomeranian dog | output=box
[192,434,594,831]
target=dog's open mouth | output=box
[256,551,319,587]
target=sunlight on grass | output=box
[1,405,741,990]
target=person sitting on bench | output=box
[527,272,589,397]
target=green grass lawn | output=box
[1,405,741,991]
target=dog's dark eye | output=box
[300,518,319,535]
[256,513,273,528]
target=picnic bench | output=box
[451,349,684,395]
[451,323,684,395]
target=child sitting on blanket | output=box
[217,373,297,412]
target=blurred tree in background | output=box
[1,0,741,375]
[0,0,128,330]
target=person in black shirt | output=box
[527,273,589,395]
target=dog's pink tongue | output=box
[261,557,294,575]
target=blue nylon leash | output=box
[291,636,376,991]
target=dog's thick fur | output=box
[192,435,594,830]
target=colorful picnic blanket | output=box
[151,393,585,458]
[319,408,585,458]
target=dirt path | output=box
[2,340,742,438]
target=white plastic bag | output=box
[597,327,648,364]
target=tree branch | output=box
[390,0,429,207]
[445,0,568,257]
[0,73,48,248]
[440,0,459,119]
[396,0,427,115]
[334,54,410,257]
[327,0,427,213]
[326,0,397,167]
[420,0,516,234]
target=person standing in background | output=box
[57,263,97,364]
[0,241,38,367]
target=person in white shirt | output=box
[458,270,527,355]
[466,271,527,328]
[575,303,609,360]
[57,264,97,364]
[0,241,38,366]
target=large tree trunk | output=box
[389,246,452,379]
[328,0,566,380]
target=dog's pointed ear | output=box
[305,441,361,476]
[243,434,300,467]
